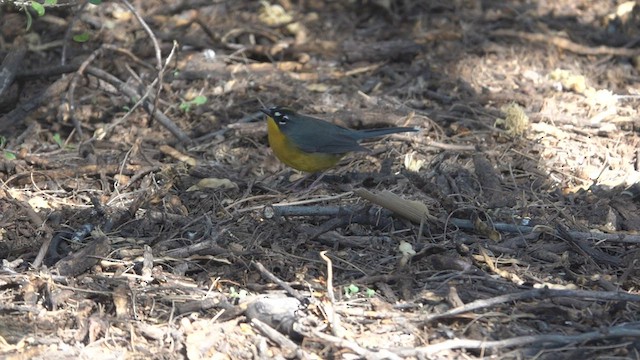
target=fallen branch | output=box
[491,29,640,57]
[421,288,640,323]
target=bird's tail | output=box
[355,127,419,139]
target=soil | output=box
[1,0,640,359]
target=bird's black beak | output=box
[260,108,271,116]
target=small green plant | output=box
[344,284,376,298]
[3,151,16,160]
[52,133,64,148]
[0,136,16,160]
[73,32,90,43]
[23,0,101,35]
[24,0,58,30]
[344,284,360,298]
[179,95,207,113]
[228,286,247,299]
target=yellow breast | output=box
[266,116,343,172]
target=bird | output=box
[261,106,418,173]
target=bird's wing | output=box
[282,115,366,154]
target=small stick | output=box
[421,288,640,323]
[253,261,307,304]
[319,251,343,337]
[251,318,306,359]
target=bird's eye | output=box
[279,115,289,125]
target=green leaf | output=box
[179,102,191,112]
[4,151,16,160]
[192,95,207,105]
[44,0,57,5]
[89,0,102,4]
[73,32,90,43]
[52,133,64,147]
[344,284,359,297]
[31,1,45,16]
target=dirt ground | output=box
[1,0,640,359]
